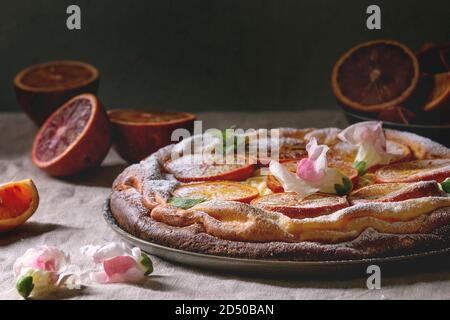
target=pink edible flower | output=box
[338,121,393,169]
[270,138,347,197]
[14,246,69,275]
[81,242,153,284]
[296,138,328,182]
[13,246,78,298]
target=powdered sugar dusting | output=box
[113,126,450,244]
[385,129,450,159]
[302,196,450,224]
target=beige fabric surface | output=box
[1,111,450,300]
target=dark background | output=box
[1,0,449,113]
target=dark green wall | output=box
[1,0,449,112]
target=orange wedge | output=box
[0,179,39,232]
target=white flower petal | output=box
[269,161,319,198]
[338,121,394,169]
[81,242,130,263]
[13,246,70,276]
[131,247,142,261]
[308,168,346,194]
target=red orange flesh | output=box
[32,93,111,177]
[0,179,39,232]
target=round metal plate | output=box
[103,198,450,275]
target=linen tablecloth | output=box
[1,111,450,300]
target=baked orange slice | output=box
[355,173,376,189]
[332,40,419,113]
[251,192,348,218]
[256,137,308,165]
[383,140,413,165]
[375,159,450,183]
[350,181,443,205]
[265,159,358,193]
[0,179,39,232]
[172,181,259,203]
[329,140,412,167]
[164,155,254,182]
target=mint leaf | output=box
[211,126,245,156]
[334,177,353,196]
[168,197,207,209]
[334,184,348,196]
[16,275,34,299]
[353,161,368,176]
[441,178,450,193]
[224,127,244,156]
[342,176,353,192]
[139,253,154,276]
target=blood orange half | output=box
[109,109,196,163]
[14,61,99,125]
[0,179,39,232]
[32,94,111,177]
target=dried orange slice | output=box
[0,179,39,232]
[377,106,416,124]
[350,181,443,205]
[164,155,254,182]
[417,42,450,74]
[375,159,450,183]
[332,40,419,113]
[173,181,259,203]
[31,93,111,177]
[423,72,450,112]
[251,192,348,218]
[265,159,358,193]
